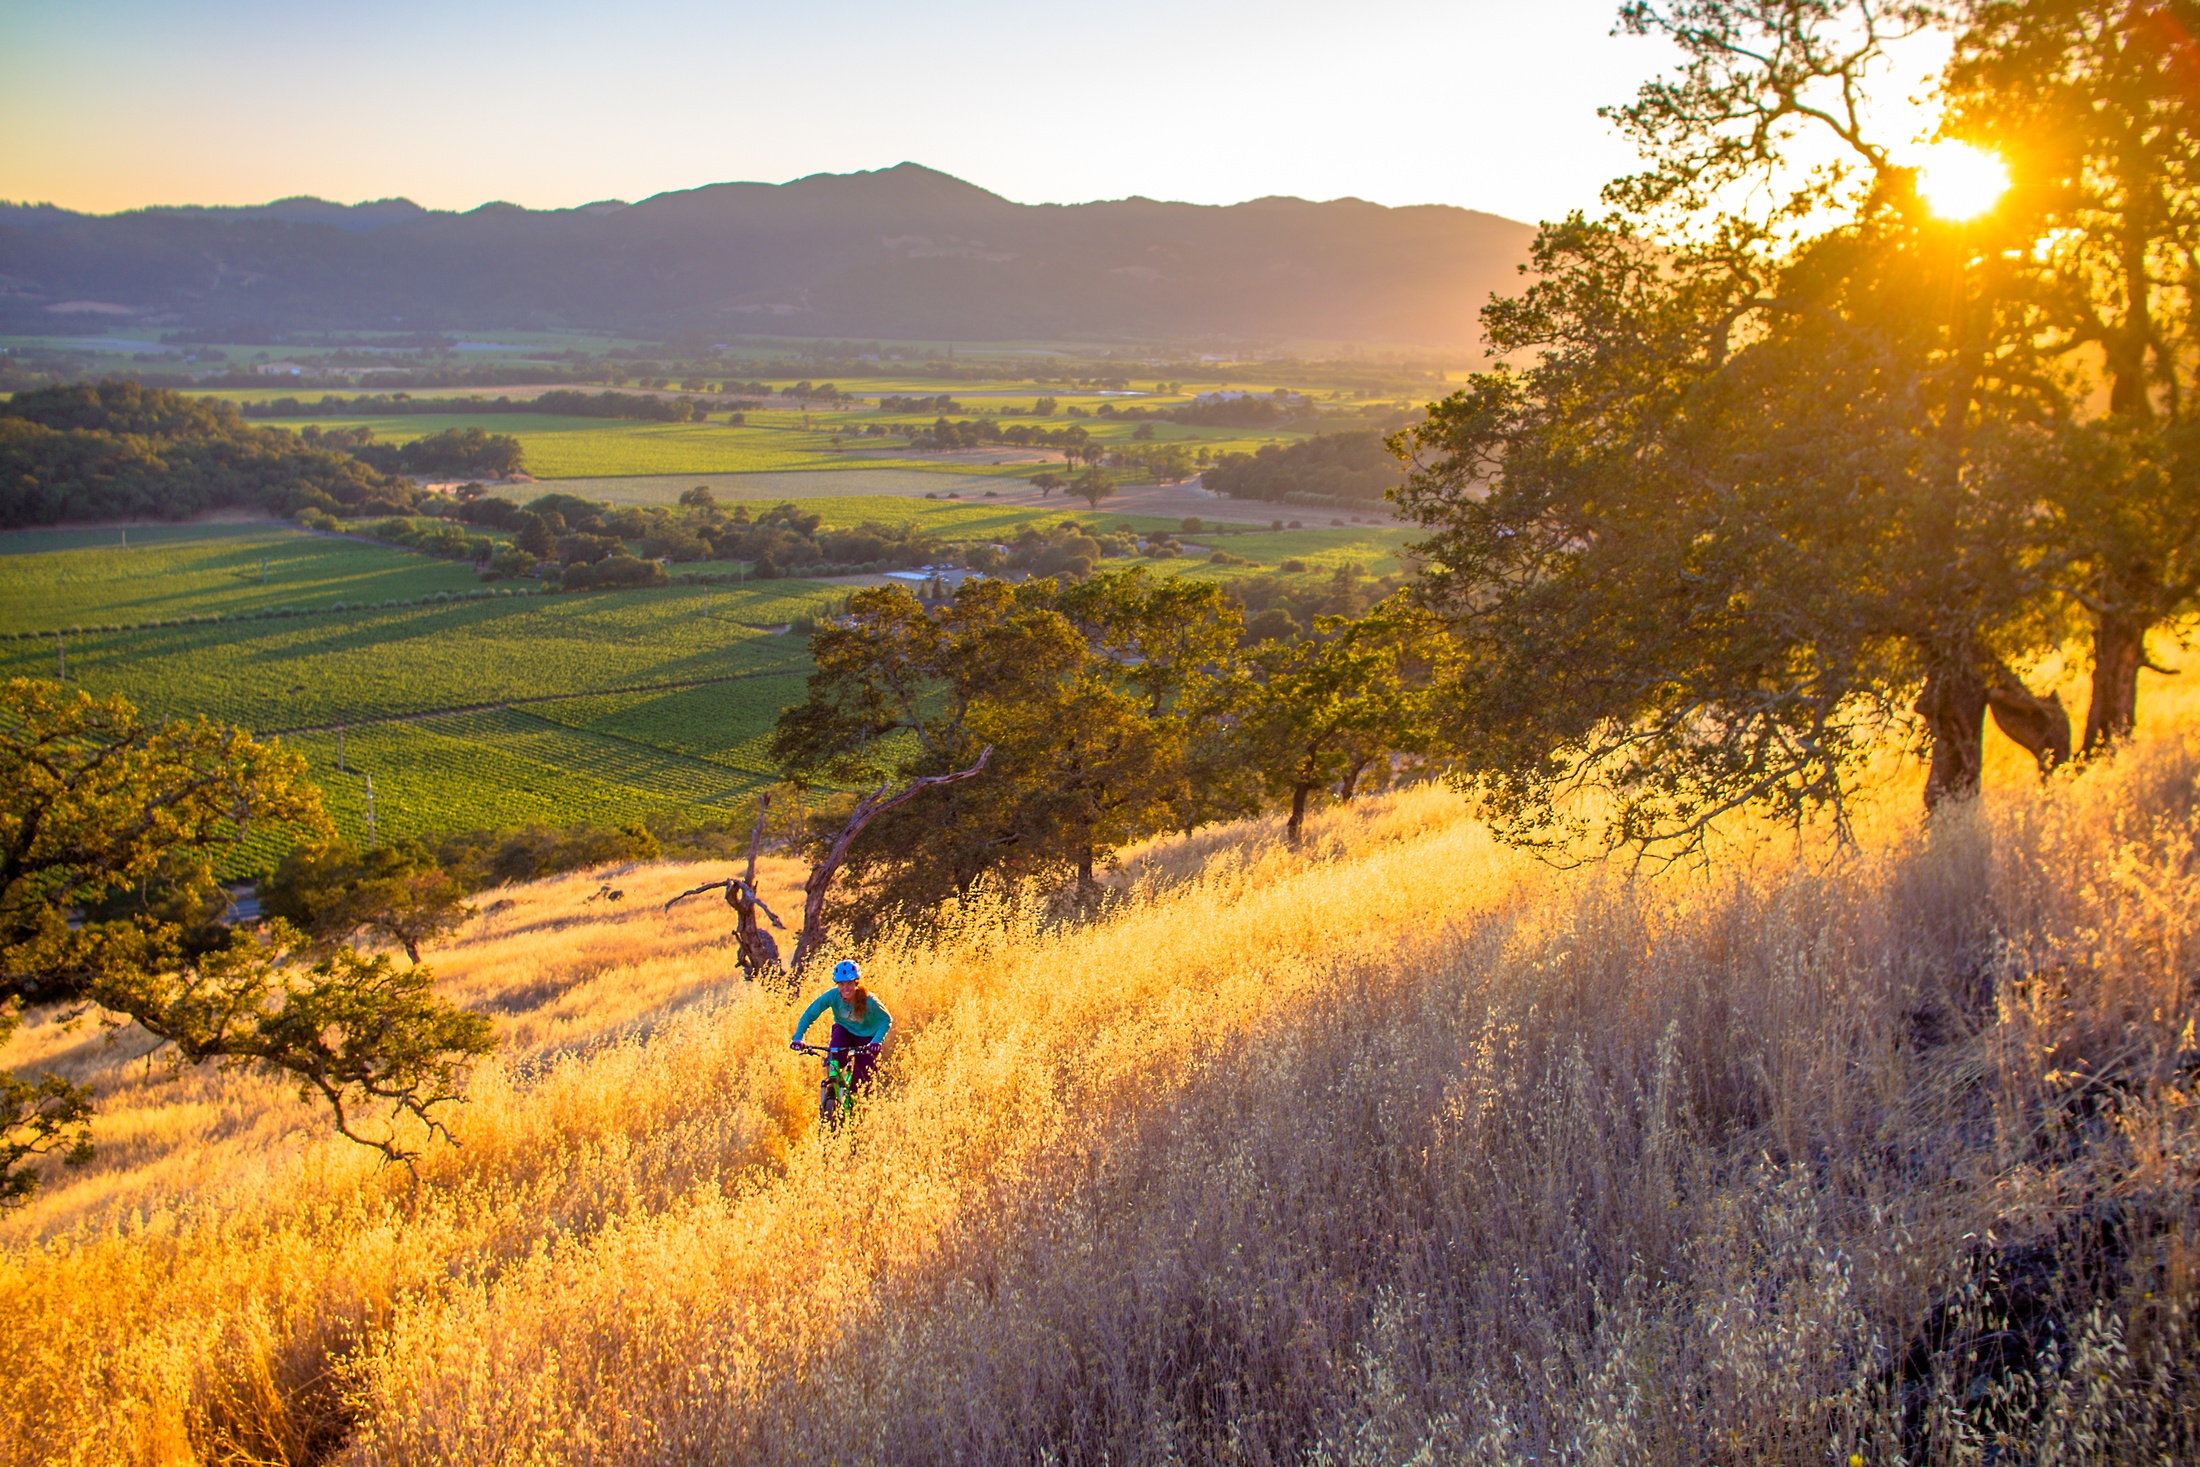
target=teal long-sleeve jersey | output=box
[792,988,893,1044]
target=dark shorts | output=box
[828,1023,881,1086]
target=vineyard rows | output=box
[281,707,769,850]
[526,675,809,776]
[0,590,817,731]
[0,525,487,632]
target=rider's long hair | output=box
[845,982,871,1021]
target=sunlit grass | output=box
[1,661,2194,1461]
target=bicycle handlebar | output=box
[790,1041,882,1056]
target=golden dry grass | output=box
[1,665,2196,1464]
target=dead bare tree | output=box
[788,748,992,974]
[664,796,788,979]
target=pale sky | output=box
[0,0,1707,223]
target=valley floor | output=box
[3,714,2197,1463]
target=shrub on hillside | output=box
[560,555,667,591]
[433,821,661,888]
[1203,430,1402,506]
[485,546,538,580]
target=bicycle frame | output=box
[792,1041,880,1129]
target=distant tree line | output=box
[447,488,947,583]
[0,381,420,528]
[244,390,722,423]
[1161,392,1316,429]
[290,422,525,482]
[902,418,1195,488]
[908,416,1097,456]
[1204,431,1402,505]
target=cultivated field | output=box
[0,581,815,731]
[2,667,2194,1462]
[0,523,485,631]
[250,404,1336,484]
[0,515,1416,858]
[0,524,839,849]
[262,413,955,480]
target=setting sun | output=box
[1917,140,2009,219]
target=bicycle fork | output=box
[819,1054,855,1129]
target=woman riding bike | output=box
[790,959,892,1094]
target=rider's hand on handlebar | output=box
[789,1039,803,1051]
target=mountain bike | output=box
[792,1040,881,1129]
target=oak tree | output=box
[1944,0,2200,751]
[0,681,493,1202]
[262,838,476,965]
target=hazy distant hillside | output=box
[0,164,1533,347]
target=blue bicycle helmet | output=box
[832,959,861,984]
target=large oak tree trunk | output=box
[1286,782,1313,846]
[1916,666,1991,809]
[2082,611,2146,756]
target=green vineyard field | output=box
[0,586,824,731]
[528,675,810,775]
[0,524,488,633]
[0,528,868,864]
[280,707,770,851]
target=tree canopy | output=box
[0,380,418,527]
[0,681,494,1202]
[772,571,1251,918]
[1393,0,2197,857]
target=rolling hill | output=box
[0,164,1535,348]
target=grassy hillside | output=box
[3,683,2195,1461]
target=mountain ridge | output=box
[0,163,1535,347]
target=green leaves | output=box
[1395,0,2103,858]
[97,930,494,1161]
[1244,596,1447,843]
[261,839,476,965]
[0,681,493,1203]
[0,1001,91,1209]
[774,571,1252,909]
[0,679,329,999]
